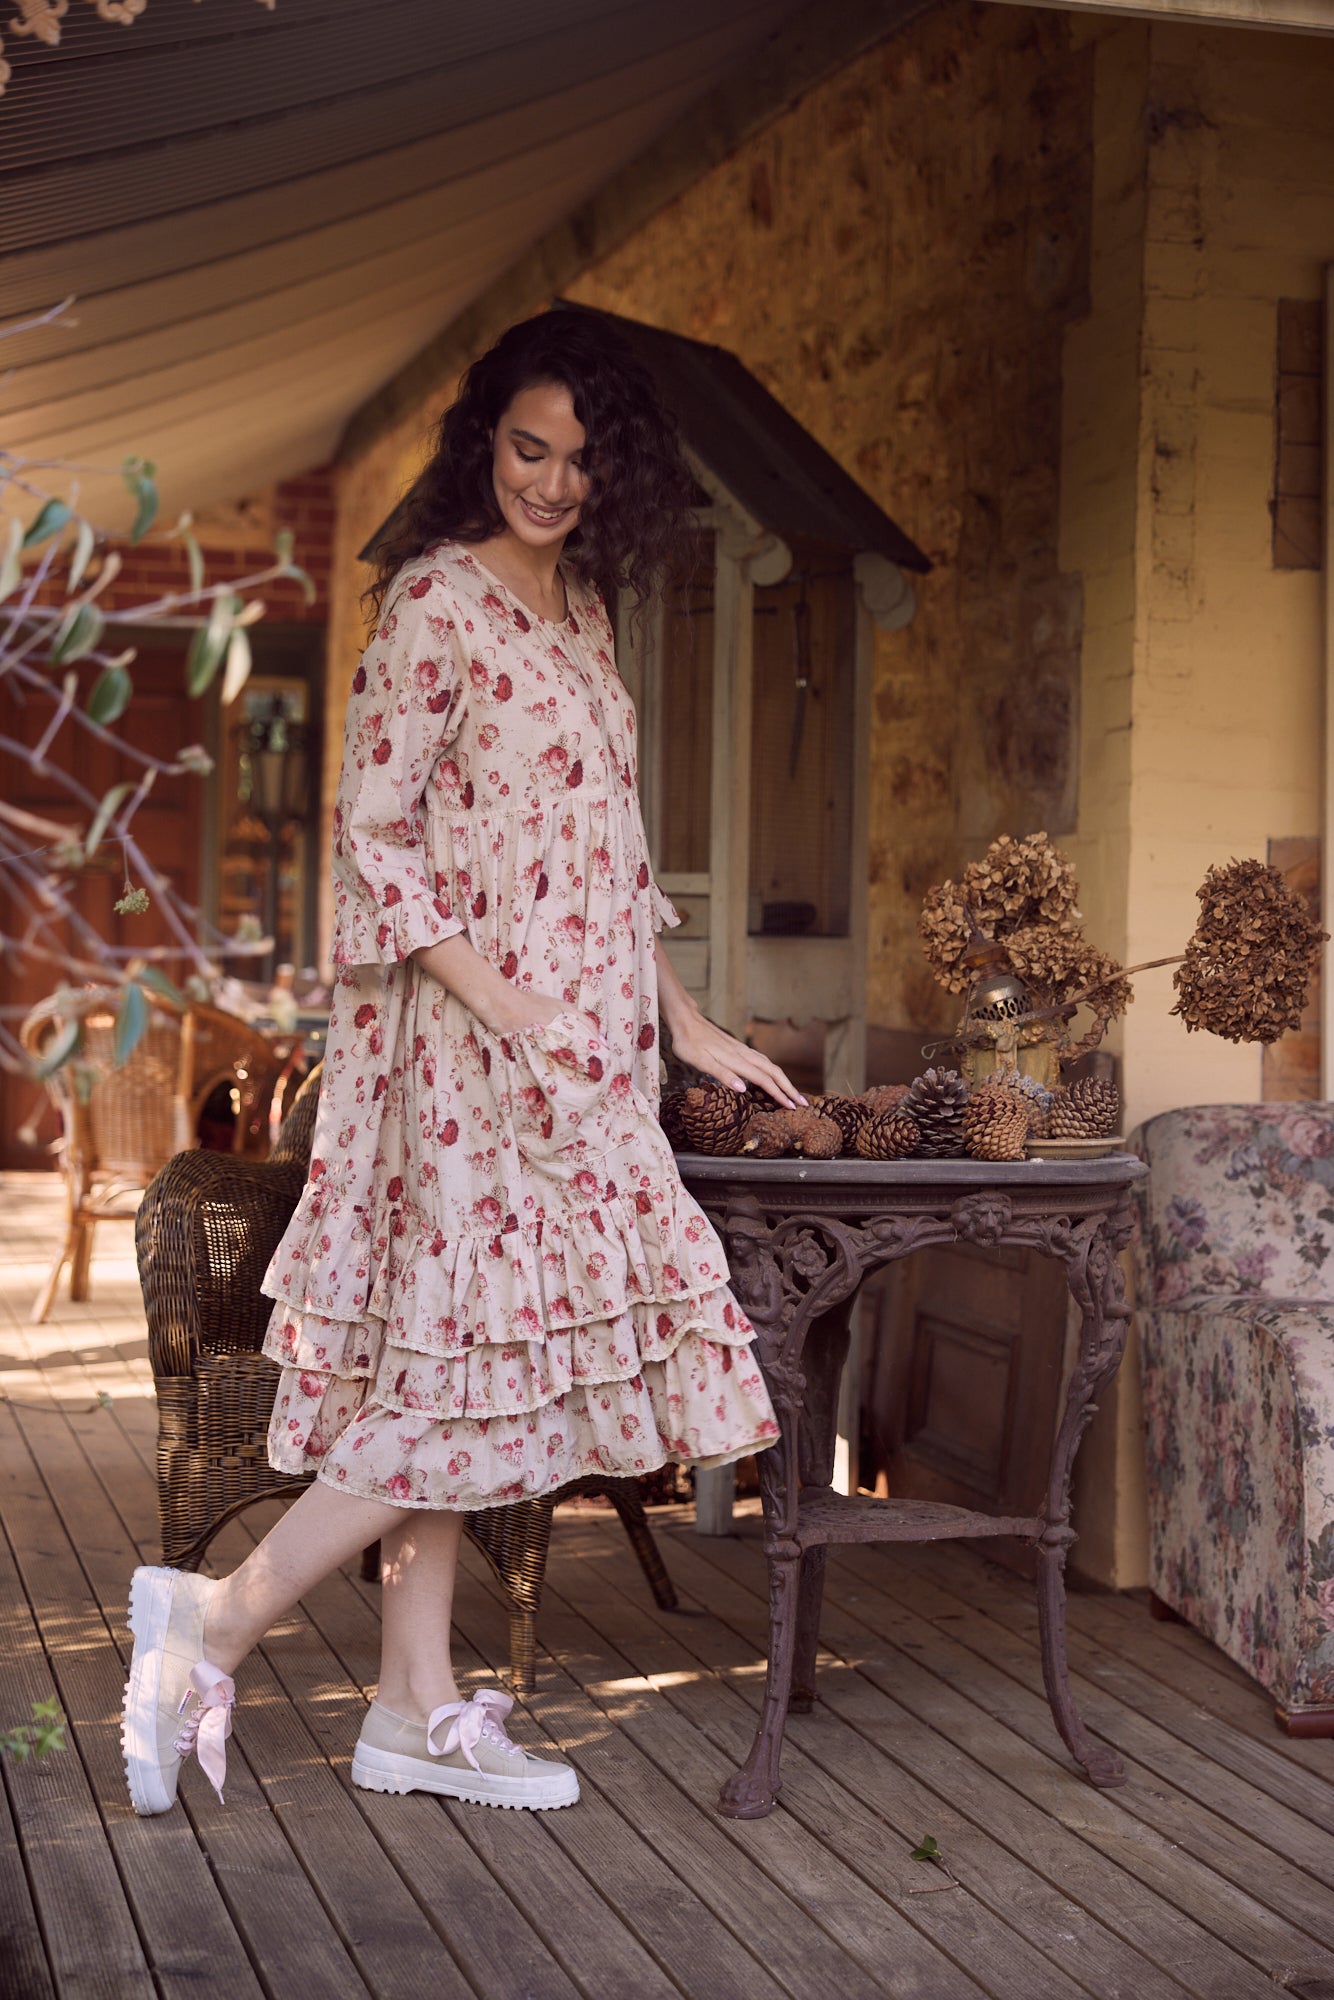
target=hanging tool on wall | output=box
[787,576,811,778]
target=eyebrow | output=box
[510,428,548,449]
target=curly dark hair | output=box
[364,309,697,624]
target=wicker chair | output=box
[136,1064,677,1691]
[22,987,287,1323]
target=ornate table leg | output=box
[1034,1202,1135,1788]
[790,1300,853,1713]
[717,1420,801,1818]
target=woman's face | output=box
[490,380,590,549]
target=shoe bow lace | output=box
[425,1688,522,1770]
[174,1660,235,1803]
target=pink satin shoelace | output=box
[174,1660,235,1802]
[426,1688,523,1770]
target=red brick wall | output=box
[89,468,334,620]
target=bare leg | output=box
[201,1480,408,1674]
[373,1509,466,1719]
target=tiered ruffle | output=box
[262,1173,778,1510]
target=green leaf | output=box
[137,963,183,1008]
[909,1836,942,1863]
[32,1018,80,1080]
[220,624,251,706]
[85,781,132,858]
[0,516,24,602]
[181,526,204,596]
[113,980,148,1066]
[31,1700,61,1723]
[122,456,158,545]
[273,526,294,565]
[68,518,96,593]
[86,662,131,725]
[282,562,317,607]
[53,600,106,667]
[22,498,71,550]
[184,591,237,698]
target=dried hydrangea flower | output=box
[1172,858,1327,1044]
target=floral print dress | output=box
[261,543,779,1509]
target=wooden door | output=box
[0,634,206,1170]
[858,1243,1071,1575]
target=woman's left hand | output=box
[667,1012,807,1110]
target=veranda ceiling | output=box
[0,0,800,527]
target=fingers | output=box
[723,1052,807,1111]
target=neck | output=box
[482,529,565,594]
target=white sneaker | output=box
[122,1566,235,1816]
[351,1689,579,1810]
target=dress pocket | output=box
[498,1009,616,1167]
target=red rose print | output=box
[586,1055,603,1082]
[372,738,393,764]
[472,890,487,918]
[386,1472,413,1501]
[535,872,548,899]
[386,1176,404,1201]
[408,577,432,599]
[440,1118,459,1144]
[462,781,475,809]
[501,950,518,979]
[427,691,452,713]
[354,1003,375,1029]
[432,897,453,920]
[494,673,513,701]
[481,593,505,615]
[635,1190,653,1214]
[568,614,580,634]
[382,883,402,906]
[413,1035,427,1058]
[566,760,583,788]
[637,1022,656,1050]
[351,664,366,694]
[636,861,650,890]
[480,1045,491,1075]
[310,1157,326,1178]
[376,921,392,950]
[373,1075,388,1099]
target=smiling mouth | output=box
[520,499,571,526]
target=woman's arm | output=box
[411,935,564,1036]
[654,943,806,1110]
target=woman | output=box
[122,310,801,1817]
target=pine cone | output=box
[861,1082,912,1118]
[787,1108,843,1159]
[962,1092,1029,1162]
[1048,1078,1120,1139]
[904,1067,970,1158]
[658,1089,689,1150]
[806,1093,861,1150]
[856,1108,921,1160]
[1070,1076,1119,1137]
[680,1084,749,1155]
[741,1108,800,1157]
[975,1071,1048,1136]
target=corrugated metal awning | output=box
[0,0,801,525]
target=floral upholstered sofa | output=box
[1129,1103,1334,1733]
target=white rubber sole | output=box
[351,1741,579,1810]
[122,1567,181,1817]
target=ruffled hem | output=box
[331,886,465,969]
[262,1174,737,1346]
[265,1322,779,1509]
[264,1287,755,1422]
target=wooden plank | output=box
[530,1531,1112,2000]
[789,1532,1334,1986]
[0,1757,56,2000]
[261,1516,798,2000]
[554,1520,1264,2000]
[212,1512,600,2000]
[0,1400,383,2000]
[656,1517,1334,1995]
[862,1539,1334,1917]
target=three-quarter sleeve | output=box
[329,572,469,969]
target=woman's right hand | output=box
[412,934,567,1036]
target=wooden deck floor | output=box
[3,1170,1334,2000]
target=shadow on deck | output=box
[2,1170,1333,2000]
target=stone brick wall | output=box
[566,0,1094,1034]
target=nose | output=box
[535,461,574,505]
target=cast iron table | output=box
[679,1152,1148,1819]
